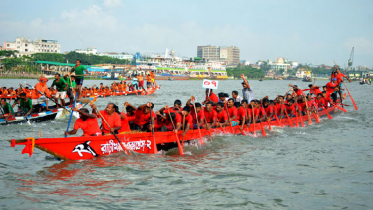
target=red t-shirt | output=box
[184,114,193,125]
[119,112,131,133]
[165,111,182,124]
[203,108,217,123]
[263,106,273,116]
[323,96,333,108]
[285,104,296,114]
[237,106,247,121]
[326,82,337,95]
[216,111,228,123]
[297,102,306,112]
[246,107,253,117]
[314,97,326,109]
[226,106,238,120]
[126,112,136,122]
[295,89,304,96]
[336,73,346,83]
[191,105,205,124]
[134,108,156,126]
[73,116,101,136]
[206,92,219,103]
[97,111,121,134]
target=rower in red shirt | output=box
[203,102,217,130]
[307,84,322,96]
[322,91,334,108]
[215,102,229,127]
[314,93,326,110]
[203,89,219,105]
[326,78,338,100]
[65,108,102,136]
[159,105,182,132]
[133,102,156,131]
[262,98,274,120]
[92,103,121,135]
[289,84,304,97]
[180,106,193,137]
[297,97,307,115]
[285,99,297,117]
[224,98,238,125]
[186,97,205,129]
[123,102,137,129]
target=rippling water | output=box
[1,79,372,209]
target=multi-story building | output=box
[197,45,240,66]
[3,36,61,57]
[75,47,98,55]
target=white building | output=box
[270,57,291,71]
[98,52,133,60]
[3,36,61,57]
[75,47,97,55]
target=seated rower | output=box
[315,93,326,111]
[180,106,193,137]
[262,98,274,121]
[240,99,251,125]
[118,104,131,133]
[284,99,297,117]
[133,102,155,131]
[51,73,68,108]
[13,93,33,117]
[322,91,334,108]
[124,102,137,129]
[65,108,102,136]
[215,102,229,128]
[202,89,219,105]
[224,98,238,126]
[92,103,121,135]
[158,105,182,132]
[0,98,15,121]
[186,96,204,129]
[203,102,217,130]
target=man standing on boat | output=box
[64,74,76,105]
[51,73,68,108]
[70,59,88,100]
[241,74,254,103]
[33,76,51,111]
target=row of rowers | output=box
[64,82,338,137]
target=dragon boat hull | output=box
[10,105,340,160]
[82,85,161,98]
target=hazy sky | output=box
[1,0,372,67]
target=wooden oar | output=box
[95,107,129,155]
[322,107,333,119]
[65,93,78,137]
[313,112,320,123]
[260,121,267,137]
[191,99,204,145]
[284,110,294,127]
[167,108,184,155]
[294,111,299,128]
[150,107,158,154]
[303,96,312,125]
[181,114,186,147]
[275,115,284,128]
[261,105,272,130]
[203,115,212,137]
[335,105,347,113]
[252,108,256,136]
[224,104,234,134]
[342,80,358,110]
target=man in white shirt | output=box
[232,90,242,103]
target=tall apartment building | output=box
[197,45,240,66]
[3,36,61,57]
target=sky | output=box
[0,0,372,67]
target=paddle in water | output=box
[167,107,184,155]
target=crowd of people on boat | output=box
[61,65,351,140]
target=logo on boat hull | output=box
[72,141,98,157]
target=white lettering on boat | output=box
[124,139,151,151]
[100,140,123,155]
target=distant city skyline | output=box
[0,0,372,68]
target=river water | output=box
[0,79,372,209]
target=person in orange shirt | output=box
[146,74,152,89]
[1,87,9,95]
[64,107,102,136]
[33,77,51,111]
[137,73,144,90]
[150,71,156,87]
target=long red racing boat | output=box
[10,104,344,160]
[82,85,161,98]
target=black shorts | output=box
[75,78,84,86]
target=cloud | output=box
[343,37,373,54]
[103,0,123,9]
